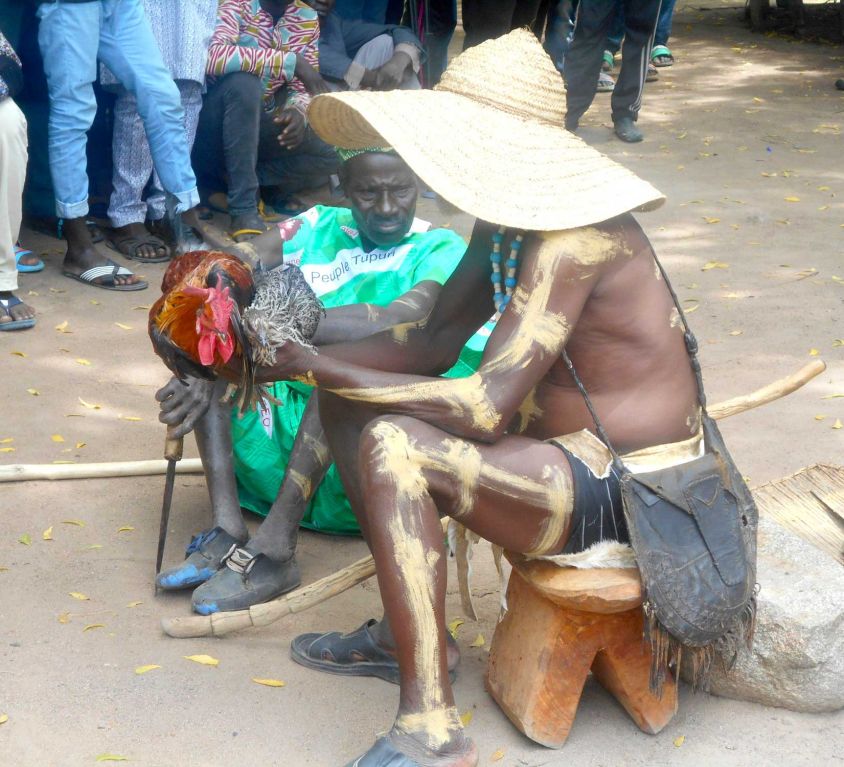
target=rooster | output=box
[148,250,323,411]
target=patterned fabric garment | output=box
[207,0,319,114]
[0,31,22,101]
[101,0,218,87]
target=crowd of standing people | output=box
[0,0,677,331]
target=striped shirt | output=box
[206,0,318,114]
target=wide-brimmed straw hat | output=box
[308,29,664,231]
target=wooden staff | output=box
[160,360,827,639]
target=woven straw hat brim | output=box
[309,89,665,231]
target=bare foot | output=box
[109,222,170,262]
[0,291,36,329]
[62,217,143,288]
[16,246,41,269]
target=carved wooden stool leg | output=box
[590,609,678,734]
[487,569,600,748]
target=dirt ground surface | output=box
[2,3,843,766]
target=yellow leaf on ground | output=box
[58,612,71,624]
[18,534,31,546]
[62,519,85,526]
[184,654,219,667]
[117,526,135,533]
[118,415,142,422]
[460,710,473,727]
[78,398,101,410]
[490,748,505,762]
[833,419,843,430]
[702,217,720,224]
[815,415,827,421]
[702,261,729,271]
[784,196,800,203]
[126,601,143,608]
[51,434,65,443]
[0,714,7,725]
[114,322,133,330]
[448,618,464,638]
[54,320,70,333]
[0,437,12,444]
[833,340,844,347]
[76,442,86,449]
[69,592,90,600]
[818,186,831,191]
[75,358,91,366]
[729,330,743,336]
[11,350,27,357]
[0,566,8,572]
[26,388,39,396]
[95,755,129,762]
[469,634,486,648]
[87,544,103,550]
[0,447,15,453]
[252,678,286,687]
[83,623,105,632]
[685,304,700,314]
[133,304,151,310]
[135,665,161,675]
[809,348,820,356]
[674,735,686,748]
[43,527,53,541]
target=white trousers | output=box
[0,98,28,292]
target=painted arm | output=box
[253,227,599,442]
[311,281,442,346]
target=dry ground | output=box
[1,3,842,766]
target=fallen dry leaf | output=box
[18,534,31,546]
[448,618,464,638]
[833,419,843,430]
[0,714,7,725]
[490,748,505,762]
[729,330,743,336]
[75,442,86,449]
[469,634,486,648]
[51,434,65,443]
[833,340,844,347]
[78,398,101,410]
[54,320,70,333]
[26,388,39,396]
[87,544,103,550]
[69,592,90,601]
[0,437,12,444]
[75,358,91,366]
[784,196,800,203]
[184,654,219,667]
[118,415,142,422]
[809,349,820,356]
[62,519,85,527]
[117,526,135,533]
[685,304,700,314]
[95,755,129,763]
[11,350,27,357]
[702,217,720,224]
[460,711,473,727]
[702,261,729,271]
[0,447,15,453]
[674,735,686,748]
[135,665,161,675]
[252,678,286,687]
[58,612,71,624]
[83,623,105,632]
[42,527,53,541]
[126,601,143,608]
[114,322,133,331]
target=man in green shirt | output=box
[156,149,477,614]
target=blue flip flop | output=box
[0,295,36,331]
[15,244,44,273]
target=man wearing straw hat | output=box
[221,29,753,767]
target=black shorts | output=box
[550,441,630,555]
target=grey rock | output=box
[682,516,844,712]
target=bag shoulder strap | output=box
[562,251,708,472]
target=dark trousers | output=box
[193,72,338,216]
[462,0,543,50]
[564,0,660,124]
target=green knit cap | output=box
[335,146,395,163]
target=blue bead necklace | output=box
[490,226,523,319]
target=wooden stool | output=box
[486,556,678,748]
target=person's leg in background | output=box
[423,0,456,85]
[510,0,543,30]
[611,0,660,142]
[354,34,422,89]
[564,0,617,130]
[462,0,517,49]
[541,0,578,74]
[651,0,677,65]
[37,0,144,289]
[0,97,35,330]
[192,72,267,240]
[605,1,624,70]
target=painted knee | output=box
[359,415,428,501]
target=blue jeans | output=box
[37,0,198,220]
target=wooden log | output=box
[162,554,377,638]
[0,458,204,483]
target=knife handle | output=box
[164,427,184,462]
